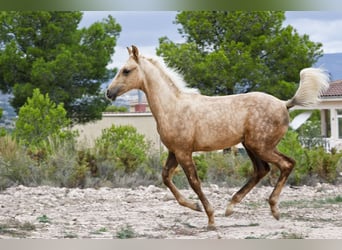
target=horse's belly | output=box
[193,128,243,151]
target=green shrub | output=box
[0,128,6,137]
[305,147,342,183]
[95,125,149,174]
[193,154,209,181]
[104,105,128,113]
[277,130,342,185]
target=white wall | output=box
[73,112,163,151]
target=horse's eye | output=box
[122,68,130,76]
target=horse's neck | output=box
[141,64,181,123]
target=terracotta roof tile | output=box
[322,80,342,97]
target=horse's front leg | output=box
[175,151,216,230]
[162,151,203,212]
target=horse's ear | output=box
[127,46,132,55]
[131,45,139,62]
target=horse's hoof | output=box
[225,204,234,217]
[225,209,234,217]
[272,212,280,220]
[271,208,280,220]
[207,224,217,231]
[195,202,203,212]
[224,210,234,217]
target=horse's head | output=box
[106,45,143,101]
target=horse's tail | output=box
[285,68,330,109]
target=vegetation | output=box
[277,130,342,185]
[157,11,322,99]
[13,88,71,148]
[116,224,136,239]
[1,124,341,189]
[0,11,121,123]
[104,105,129,113]
[94,124,150,174]
[37,215,52,224]
[0,108,6,136]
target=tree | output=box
[13,88,70,147]
[0,11,121,123]
[157,11,323,99]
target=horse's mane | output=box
[145,56,200,94]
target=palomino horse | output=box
[106,45,329,229]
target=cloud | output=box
[284,11,342,53]
[81,11,184,69]
[81,11,182,47]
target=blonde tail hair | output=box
[286,68,330,109]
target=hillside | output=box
[0,92,16,130]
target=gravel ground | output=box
[0,183,341,239]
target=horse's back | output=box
[196,91,288,123]
[188,92,289,151]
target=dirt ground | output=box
[0,183,341,239]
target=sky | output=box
[79,11,342,70]
[80,11,183,69]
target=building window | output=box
[337,110,342,139]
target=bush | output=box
[0,135,38,188]
[95,125,150,174]
[1,123,156,189]
[0,134,87,189]
[205,151,252,186]
[104,105,128,113]
[42,135,89,188]
[277,130,342,185]
[305,147,342,183]
[277,130,307,185]
[193,154,209,181]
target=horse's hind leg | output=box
[162,151,203,212]
[225,145,270,216]
[259,150,295,220]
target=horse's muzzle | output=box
[106,86,122,101]
[106,89,116,101]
